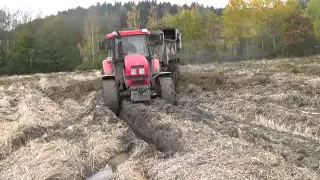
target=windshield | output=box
[115,35,149,58]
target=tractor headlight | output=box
[139,68,145,74]
[131,69,137,75]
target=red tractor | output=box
[99,28,182,113]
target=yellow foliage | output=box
[222,0,301,46]
[127,6,140,29]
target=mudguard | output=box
[153,71,172,80]
[152,57,160,74]
[102,58,115,80]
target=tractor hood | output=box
[124,54,150,77]
[124,54,150,87]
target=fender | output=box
[153,71,172,81]
[152,57,160,74]
[102,58,115,80]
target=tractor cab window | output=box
[115,35,149,58]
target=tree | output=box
[1,0,320,75]
[282,11,314,55]
[222,0,256,59]
[305,0,320,39]
[8,28,35,74]
[147,5,158,28]
[77,7,101,69]
[126,5,140,29]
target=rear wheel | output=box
[169,62,180,93]
[102,79,119,114]
[159,77,176,105]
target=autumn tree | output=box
[305,0,320,39]
[282,11,314,56]
[222,0,256,59]
[147,5,158,28]
[126,5,140,29]
[1,0,320,75]
[77,7,101,69]
[203,10,223,58]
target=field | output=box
[0,57,319,180]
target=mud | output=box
[87,153,131,180]
[119,100,185,154]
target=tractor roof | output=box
[106,29,151,39]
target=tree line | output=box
[0,0,319,75]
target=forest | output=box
[0,0,318,75]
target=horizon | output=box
[2,0,229,19]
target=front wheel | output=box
[159,77,177,105]
[102,79,120,114]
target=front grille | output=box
[132,80,146,85]
[126,75,149,80]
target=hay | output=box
[0,140,85,180]
[1,57,319,179]
[0,71,134,179]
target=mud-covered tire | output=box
[169,62,180,93]
[169,62,180,84]
[159,77,177,105]
[174,65,180,93]
[102,79,119,114]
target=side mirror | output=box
[178,33,182,50]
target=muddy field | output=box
[0,57,319,179]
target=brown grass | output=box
[118,56,320,179]
[0,70,136,179]
[0,56,319,179]
[121,97,319,179]
[180,57,320,140]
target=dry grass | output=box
[119,56,320,179]
[120,96,319,179]
[160,56,320,177]
[180,56,320,141]
[148,136,317,180]
[0,56,319,179]
[0,70,136,179]
[0,140,85,179]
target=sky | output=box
[1,0,229,18]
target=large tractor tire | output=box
[169,62,180,85]
[159,77,177,105]
[102,79,119,114]
[169,62,181,93]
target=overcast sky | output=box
[2,0,229,18]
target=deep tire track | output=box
[119,100,185,155]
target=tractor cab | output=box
[116,33,150,57]
[105,29,152,61]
